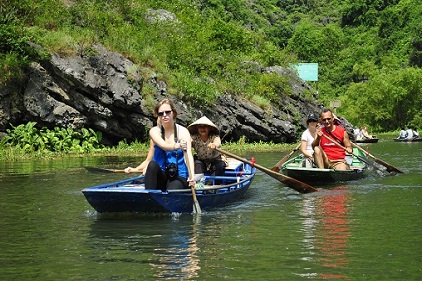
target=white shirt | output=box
[301,129,315,153]
[399,129,407,139]
[354,128,363,140]
[406,129,414,139]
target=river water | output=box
[0,140,421,280]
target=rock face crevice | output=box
[0,44,339,145]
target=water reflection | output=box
[1,142,420,280]
[301,186,351,280]
[153,215,201,279]
[87,214,202,279]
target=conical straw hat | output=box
[188,116,219,135]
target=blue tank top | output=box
[153,124,188,178]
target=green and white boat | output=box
[281,148,367,185]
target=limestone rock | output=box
[0,44,343,145]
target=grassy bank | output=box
[0,139,292,161]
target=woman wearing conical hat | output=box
[188,116,227,177]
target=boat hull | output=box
[355,138,379,143]
[82,160,256,213]
[282,166,366,184]
[393,138,421,142]
[281,148,367,185]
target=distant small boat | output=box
[393,137,422,142]
[355,138,379,143]
[82,158,256,214]
[281,148,367,185]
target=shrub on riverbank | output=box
[0,122,103,154]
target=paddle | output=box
[351,142,403,173]
[84,167,140,174]
[319,132,385,169]
[271,143,301,172]
[184,151,202,214]
[215,148,318,194]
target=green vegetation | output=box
[0,122,103,156]
[1,0,421,132]
[0,121,404,161]
[0,122,292,160]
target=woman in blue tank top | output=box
[124,99,195,191]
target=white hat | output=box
[188,116,219,135]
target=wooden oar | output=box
[85,167,139,174]
[184,151,202,214]
[351,143,403,173]
[271,143,301,172]
[319,132,386,170]
[216,148,318,194]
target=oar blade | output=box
[352,143,403,174]
[374,159,403,173]
[271,166,281,172]
[265,167,318,193]
[271,154,289,172]
[191,186,202,214]
[184,151,202,214]
[193,201,202,214]
[271,143,301,172]
[84,167,125,173]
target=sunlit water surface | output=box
[0,140,420,280]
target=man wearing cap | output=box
[188,116,227,177]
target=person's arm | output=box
[300,140,313,158]
[125,139,154,174]
[312,125,322,149]
[208,135,221,150]
[179,127,196,185]
[300,139,307,154]
[343,131,353,154]
[149,126,182,151]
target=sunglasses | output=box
[158,110,172,117]
[321,117,333,122]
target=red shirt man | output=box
[320,126,347,160]
[312,108,353,170]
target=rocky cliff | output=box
[0,44,340,145]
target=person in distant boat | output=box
[312,108,353,171]
[188,116,227,177]
[353,127,363,141]
[124,98,195,191]
[300,113,318,168]
[405,126,414,140]
[360,126,373,140]
[412,128,419,139]
[398,127,407,139]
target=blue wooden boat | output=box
[280,148,367,185]
[82,158,256,213]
